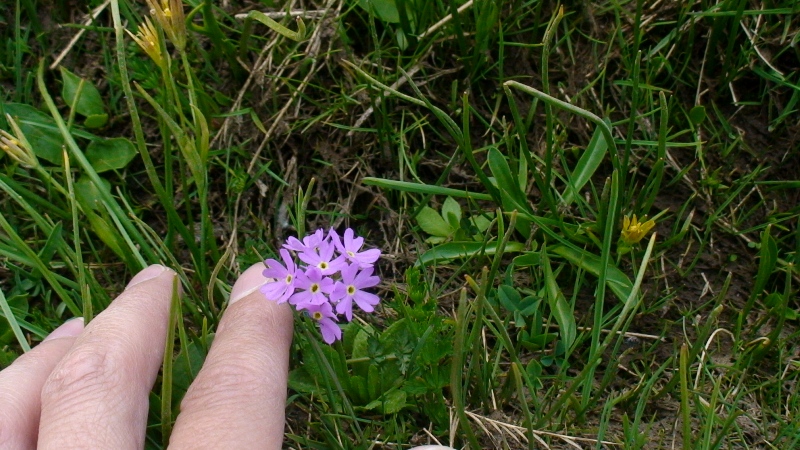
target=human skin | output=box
[0,264,453,449]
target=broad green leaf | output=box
[541,246,576,349]
[487,147,533,236]
[441,196,462,229]
[357,0,400,23]
[417,241,525,266]
[550,244,633,303]
[85,137,137,173]
[84,114,108,129]
[562,127,608,205]
[60,66,108,127]
[75,176,111,211]
[364,388,407,414]
[689,105,706,125]
[288,367,324,396]
[754,226,778,296]
[472,215,492,232]
[487,147,528,210]
[416,206,453,238]
[171,337,209,409]
[83,207,129,265]
[513,252,541,267]
[497,285,522,312]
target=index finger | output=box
[37,264,178,449]
[169,263,293,449]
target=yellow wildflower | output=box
[126,16,164,67]
[620,214,656,245]
[0,114,37,168]
[146,0,186,51]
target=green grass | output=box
[2,0,800,448]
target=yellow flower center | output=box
[347,285,356,295]
[312,311,323,320]
[310,283,320,293]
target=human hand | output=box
[0,264,455,449]
[0,264,293,449]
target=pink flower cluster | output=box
[260,228,381,344]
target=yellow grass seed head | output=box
[0,115,38,168]
[127,16,164,67]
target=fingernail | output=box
[44,317,85,342]
[229,263,269,305]
[126,264,168,290]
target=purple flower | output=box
[262,227,382,345]
[289,267,334,308]
[297,239,346,275]
[330,263,380,321]
[260,249,297,303]
[331,228,381,268]
[301,301,341,344]
[284,228,326,254]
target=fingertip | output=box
[43,317,84,342]
[126,264,171,290]
[229,262,269,305]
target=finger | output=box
[37,264,178,449]
[0,319,84,449]
[170,263,293,449]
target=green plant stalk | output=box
[503,84,556,214]
[239,10,306,60]
[159,50,182,246]
[33,165,70,199]
[511,362,536,450]
[622,51,641,194]
[581,170,619,410]
[14,0,23,102]
[445,0,467,56]
[64,77,82,131]
[63,149,92,323]
[641,92,669,212]
[541,7,563,204]
[503,80,620,171]
[537,231,656,427]
[109,0,198,262]
[102,196,147,269]
[161,277,181,447]
[680,343,692,449]
[0,284,31,352]
[179,50,218,281]
[362,177,492,201]
[294,178,316,239]
[465,258,491,410]
[451,287,481,448]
